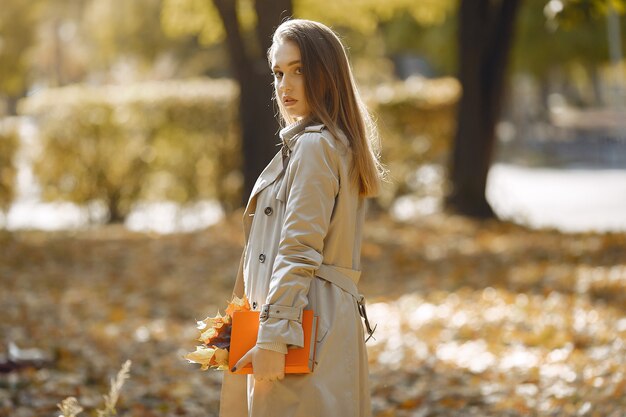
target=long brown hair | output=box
[268,19,383,197]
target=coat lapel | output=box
[247,150,284,206]
[242,150,285,240]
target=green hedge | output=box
[0,117,19,213]
[367,76,460,206]
[19,79,240,222]
[18,76,458,222]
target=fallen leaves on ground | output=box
[0,210,625,416]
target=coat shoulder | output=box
[292,129,336,156]
[289,131,342,182]
[295,125,349,155]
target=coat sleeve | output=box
[256,132,340,350]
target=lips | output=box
[283,96,297,106]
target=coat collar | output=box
[280,116,320,152]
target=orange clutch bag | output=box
[228,310,319,374]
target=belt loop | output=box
[357,295,377,343]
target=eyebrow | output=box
[272,60,301,69]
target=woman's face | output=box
[271,41,310,121]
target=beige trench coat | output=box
[219,119,372,417]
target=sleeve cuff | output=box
[256,342,288,354]
[260,304,303,322]
[257,316,305,348]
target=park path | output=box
[487,163,626,233]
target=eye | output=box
[294,67,303,75]
[273,71,283,79]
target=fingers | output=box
[234,347,286,382]
[232,348,253,372]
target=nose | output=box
[278,74,292,93]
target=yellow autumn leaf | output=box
[198,327,218,344]
[225,294,251,317]
[184,346,216,371]
[197,311,230,331]
[213,347,230,371]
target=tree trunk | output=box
[213,0,292,207]
[107,193,125,224]
[6,96,19,116]
[446,0,521,218]
[587,63,604,107]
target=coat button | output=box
[253,302,258,309]
[259,254,266,263]
[264,206,273,215]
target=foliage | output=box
[0,0,216,115]
[551,0,626,26]
[162,0,258,46]
[0,117,19,213]
[512,0,625,77]
[378,9,458,76]
[0,0,43,105]
[67,0,214,78]
[160,0,458,83]
[19,78,240,222]
[161,0,456,43]
[0,213,624,416]
[83,0,180,67]
[296,0,456,34]
[184,295,251,371]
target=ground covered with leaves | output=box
[1,211,625,416]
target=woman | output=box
[219,18,383,417]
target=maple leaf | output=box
[225,294,251,318]
[197,311,230,331]
[198,327,218,344]
[184,346,217,371]
[213,348,230,370]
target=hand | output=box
[232,346,286,382]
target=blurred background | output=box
[1,1,625,416]
[1,0,624,232]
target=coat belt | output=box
[315,264,377,342]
